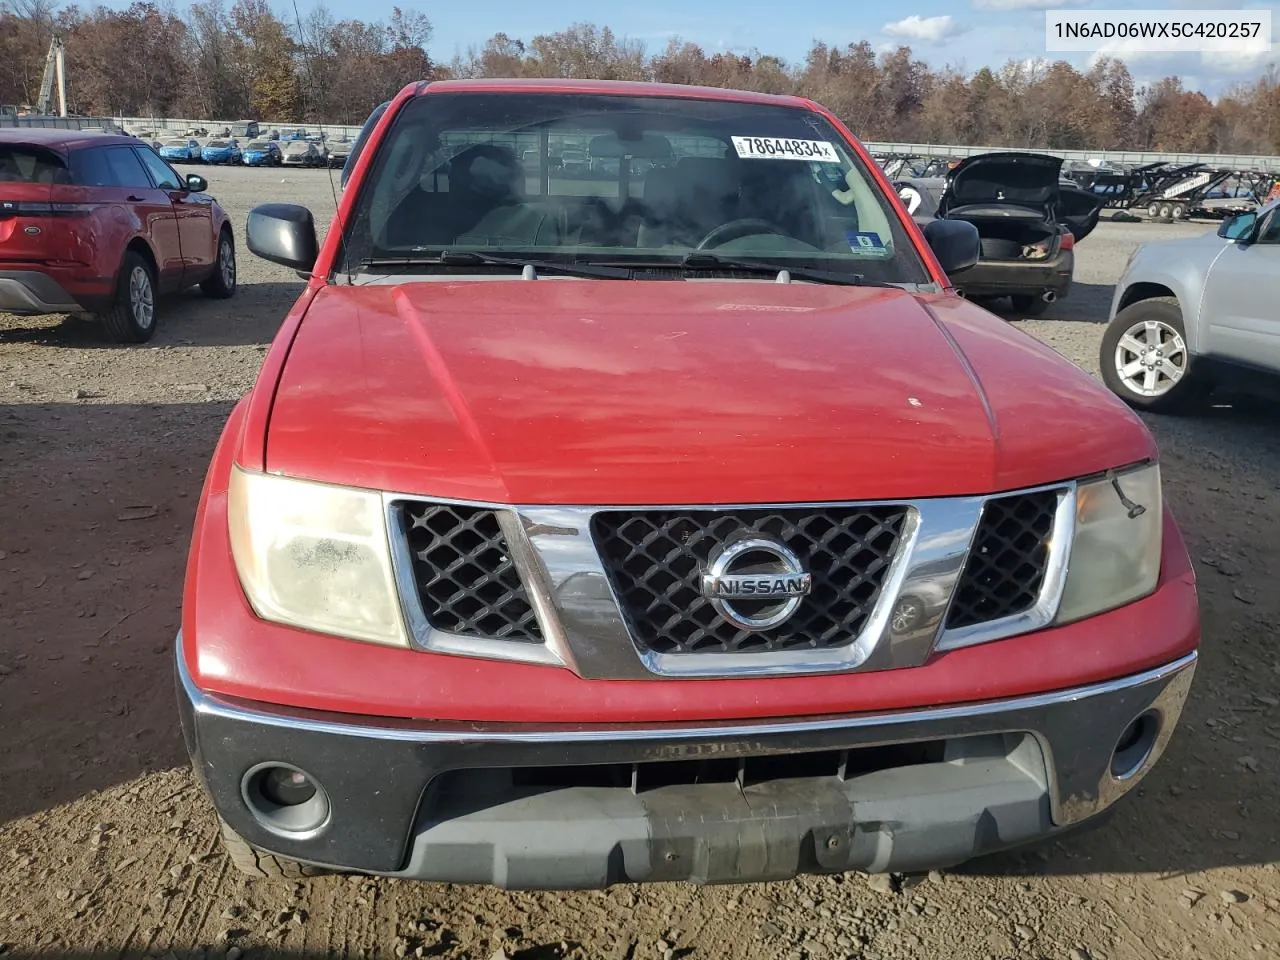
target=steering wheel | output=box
[695,218,787,250]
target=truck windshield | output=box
[341,92,930,285]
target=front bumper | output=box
[177,637,1195,888]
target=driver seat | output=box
[638,156,741,248]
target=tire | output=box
[1099,296,1208,414]
[98,251,157,344]
[1147,201,1161,219]
[201,229,237,299]
[1158,203,1173,220]
[217,816,331,880]
[1170,203,1186,220]
[1009,294,1050,316]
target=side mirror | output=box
[185,174,208,193]
[1219,211,1258,242]
[922,217,980,276]
[247,202,318,274]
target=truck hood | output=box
[264,280,1155,504]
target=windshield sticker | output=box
[847,231,891,256]
[731,137,840,163]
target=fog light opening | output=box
[1110,711,1160,781]
[242,762,330,837]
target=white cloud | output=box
[1202,46,1277,73]
[972,0,1086,10]
[882,15,967,43]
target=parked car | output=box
[304,134,329,163]
[340,100,389,188]
[558,147,589,176]
[159,137,202,163]
[1100,200,1280,413]
[0,128,236,342]
[230,120,260,140]
[327,136,353,169]
[201,138,242,165]
[279,127,307,142]
[179,78,1198,888]
[184,127,209,138]
[280,139,321,167]
[241,139,282,167]
[898,152,1105,315]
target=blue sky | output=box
[91,0,1272,97]
[417,0,1278,95]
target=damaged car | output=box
[898,152,1105,316]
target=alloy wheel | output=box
[1113,318,1187,397]
[219,237,236,290]
[129,266,154,330]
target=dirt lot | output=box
[2,166,1280,960]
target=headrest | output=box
[450,144,523,198]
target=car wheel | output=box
[99,251,157,344]
[1170,203,1186,220]
[1147,201,1161,219]
[201,229,237,299]
[217,816,332,879]
[1100,297,1208,414]
[1009,294,1050,316]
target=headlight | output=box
[1056,462,1163,624]
[227,465,408,647]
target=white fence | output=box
[7,113,1280,171]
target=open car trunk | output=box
[936,152,1105,251]
[942,206,1061,262]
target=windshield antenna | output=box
[290,0,351,284]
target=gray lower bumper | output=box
[177,642,1196,888]
[0,271,82,314]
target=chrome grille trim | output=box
[382,483,1077,680]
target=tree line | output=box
[3,1,1279,155]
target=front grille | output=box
[591,507,909,655]
[945,490,1060,629]
[428,740,948,803]
[398,502,542,643]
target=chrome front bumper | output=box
[177,639,1196,887]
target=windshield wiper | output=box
[358,251,632,280]
[589,252,900,287]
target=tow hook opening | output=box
[242,762,330,837]
[1110,711,1160,780]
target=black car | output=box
[896,152,1104,315]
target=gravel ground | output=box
[3,166,1280,960]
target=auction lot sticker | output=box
[732,136,840,162]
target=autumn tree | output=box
[3,6,1280,154]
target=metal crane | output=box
[35,35,68,117]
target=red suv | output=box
[0,128,236,342]
[178,79,1199,887]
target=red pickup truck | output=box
[177,78,1199,887]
